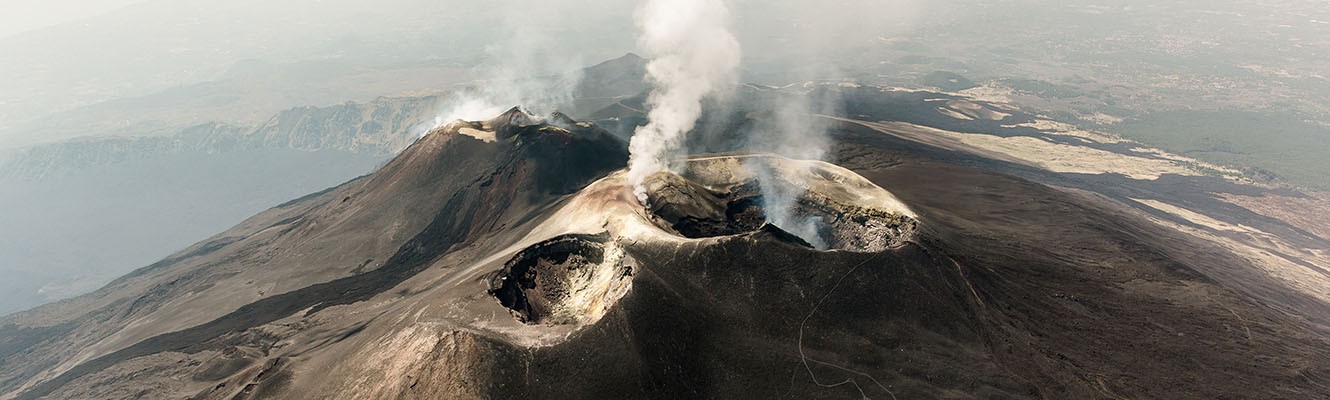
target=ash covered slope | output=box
[0,108,627,399]
[2,108,1329,399]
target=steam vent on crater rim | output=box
[487,151,920,328]
[7,106,1330,399]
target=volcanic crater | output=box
[487,233,636,325]
[640,154,919,252]
[482,147,920,328]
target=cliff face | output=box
[0,96,439,181]
[216,96,441,155]
[0,52,658,180]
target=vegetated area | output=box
[1110,110,1330,191]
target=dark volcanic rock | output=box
[4,103,1330,400]
[488,233,635,325]
[490,106,541,140]
[639,160,918,252]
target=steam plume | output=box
[627,0,741,203]
[416,1,593,137]
[746,86,841,249]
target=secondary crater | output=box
[487,233,635,325]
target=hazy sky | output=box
[0,0,149,38]
[1,0,1326,149]
[0,0,927,149]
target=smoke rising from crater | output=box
[418,43,585,137]
[416,0,636,138]
[746,85,842,249]
[627,0,741,203]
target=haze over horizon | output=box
[0,0,152,39]
[0,0,932,149]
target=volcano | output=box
[2,107,1329,399]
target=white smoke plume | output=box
[417,54,585,138]
[740,85,842,249]
[755,85,837,161]
[627,0,741,204]
[750,158,830,249]
[415,0,630,138]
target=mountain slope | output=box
[0,96,435,316]
[0,53,654,316]
[3,106,1329,399]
